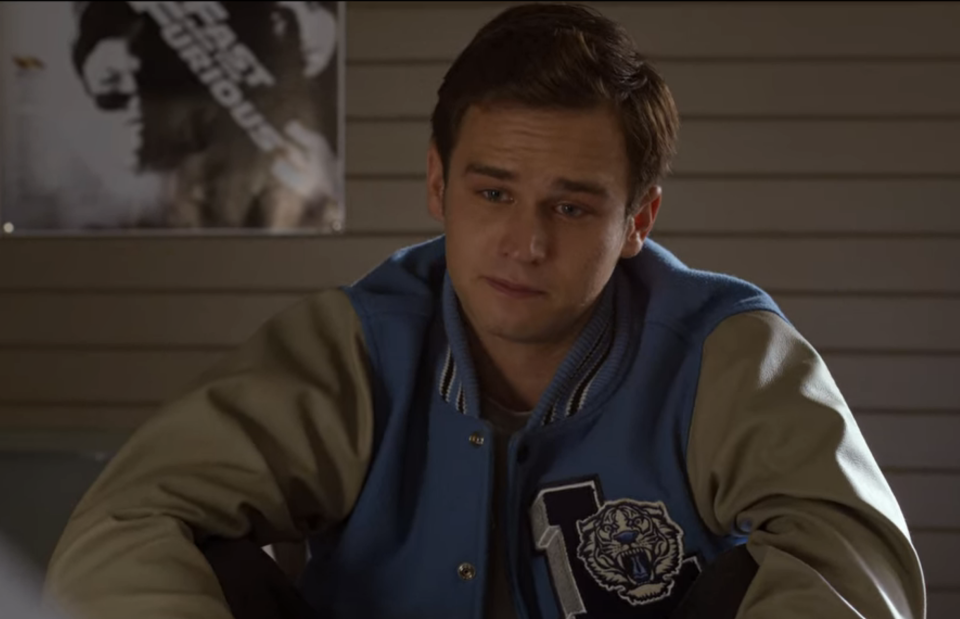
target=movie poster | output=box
[0,1,344,234]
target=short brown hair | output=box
[431,2,680,215]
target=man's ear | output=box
[620,185,662,259]
[427,141,445,223]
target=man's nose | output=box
[500,207,548,263]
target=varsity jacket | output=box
[44,237,926,619]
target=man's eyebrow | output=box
[552,177,609,198]
[464,162,517,181]
[464,163,610,198]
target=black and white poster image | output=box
[0,1,344,233]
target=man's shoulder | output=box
[626,239,787,342]
[221,237,446,367]
[341,235,447,320]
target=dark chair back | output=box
[202,538,758,619]
[671,545,759,619]
[201,538,318,619]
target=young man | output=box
[45,4,925,619]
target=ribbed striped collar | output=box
[437,270,626,428]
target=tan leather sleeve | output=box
[687,311,926,619]
[43,289,375,619]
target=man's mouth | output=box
[484,277,545,299]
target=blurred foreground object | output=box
[0,535,67,619]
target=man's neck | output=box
[467,311,596,413]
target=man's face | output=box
[427,102,659,347]
[80,37,143,170]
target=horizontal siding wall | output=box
[0,2,957,614]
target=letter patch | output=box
[530,478,701,619]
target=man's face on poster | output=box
[79,36,144,170]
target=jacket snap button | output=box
[458,562,476,581]
[468,432,484,447]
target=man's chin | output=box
[482,320,562,346]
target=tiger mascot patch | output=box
[576,499,684,605]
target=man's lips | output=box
[484,276,545,298]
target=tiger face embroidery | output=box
[575,499,684,605]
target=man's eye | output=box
[479,189,508,202]
[557,203,585,218]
